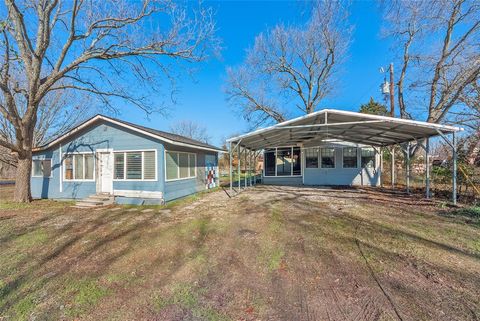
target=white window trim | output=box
[164,150,197,182]
[263,146,302,177]
[112,149,158,182]
[32,158,53,178]
[62,152,95,182]
[342,147,358,169]
[320,147,336,169]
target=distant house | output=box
[31,115,224,205]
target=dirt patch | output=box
[0,185,479,320]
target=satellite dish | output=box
[379,67,385,73]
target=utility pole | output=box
[389,63,395,117]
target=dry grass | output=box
[0,184,479,320]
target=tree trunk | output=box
[14,153,32,202]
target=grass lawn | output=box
[0,184,479,320]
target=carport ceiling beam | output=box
[277,120,385,129]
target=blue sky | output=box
[121,1,393,147]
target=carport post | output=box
[452,132,457,205]
[425,138,430,199]
[229,142,233,193]
[391,146,395,189]
[250,150,253,186]
[406,142,410,194]
[237,145,241,190]
[244,148,248,188]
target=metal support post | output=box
[229,142,233,193]
[425,138,430,199]
[452,132,457,205]
[237,145,241,190]
[406,142,410,194]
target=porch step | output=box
[73,194,115,209]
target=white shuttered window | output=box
[113,150,157,181]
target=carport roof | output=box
[227,109,463,149]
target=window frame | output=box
[32,159,53,178]
[320,147,336,169]
[342,147,358,169]
[263,146,302,177]
[113,149,158,182]
[62,152,95,182]
[305,148,319,169]
[361,147,376,168]
[164,150,197,182]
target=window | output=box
[276,148,292,176]
[264,147,302,176]
[321,148,335,168]
[305,148,319,168]
[114,153,125,179]
[361,148,375,168]
[165,151,196,181]
[114,151,157,180]
[32,159,52,177]
[343,147,358,168]
[264,149,276,176]
[64,153,94,180]
[292,148,301,175]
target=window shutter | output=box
[143,151,156,179]
[126,152,142,179]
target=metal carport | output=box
[227,109,463,204]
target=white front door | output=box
[98,152,113,194]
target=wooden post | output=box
[425,138,430,199]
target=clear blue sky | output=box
[120,1,393,147]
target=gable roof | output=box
[227,109,463,149]
[33,114,225,153]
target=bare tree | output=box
[225,1,351,128]
[0,89,94,168]
[0,0,218,202]
[383,0,480,125]
[169,120,211,144]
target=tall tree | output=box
[225,1,351,128]
[383,0,480,124]
[0,0,217,202]
[169,120,211,144]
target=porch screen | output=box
[321,148,335,168]
[361,148,375,168]
[305,149,319,168]
[343,148,358,168]
[264,149,276,176]
[264,147,301,177]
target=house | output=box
[227,109,463,203]
[31,115,224,205]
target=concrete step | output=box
[72,193,115,209]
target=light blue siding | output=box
[31,120,219,204]
[263,176,303,185]
[261,144,381,187]
[303,147,380,186]
[163,143,218,201]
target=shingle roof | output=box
[33,114,225,152]
[111,116,224,152]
